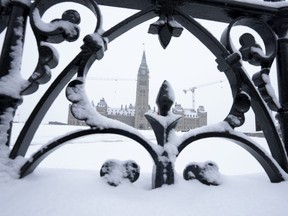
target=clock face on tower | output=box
[141,69,146,75]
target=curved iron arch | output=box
[20,127,159,178]
[177,129,286,183]
[172,8,288,172]
[10,6,158,159]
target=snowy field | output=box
[1,123,288,216]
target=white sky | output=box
[5,3,280,132]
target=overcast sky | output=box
[7,3,279,132]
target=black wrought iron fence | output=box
[0,0,288,188]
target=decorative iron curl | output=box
[21,0,103,95]
[221,16,280,112]
[66,78,115,128]
[224,91,251,128]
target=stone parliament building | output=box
[67,51,207,131]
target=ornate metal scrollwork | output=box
[21,0,102,95]
[1,0,288,189]
[220,16,288,172]
[9,0,105,159]
[148,0,183,48]
[221,17,280,111]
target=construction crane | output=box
[86,77,137,82]
[183,79,226,110]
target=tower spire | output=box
[138,47,149,75]
[140,49,147,67]
[135,46,150,129]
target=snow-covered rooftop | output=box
[107,107,135,116]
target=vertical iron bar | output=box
[273,20,288,156]
[0,1,29,147]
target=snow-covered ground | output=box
[1,123,288,216]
